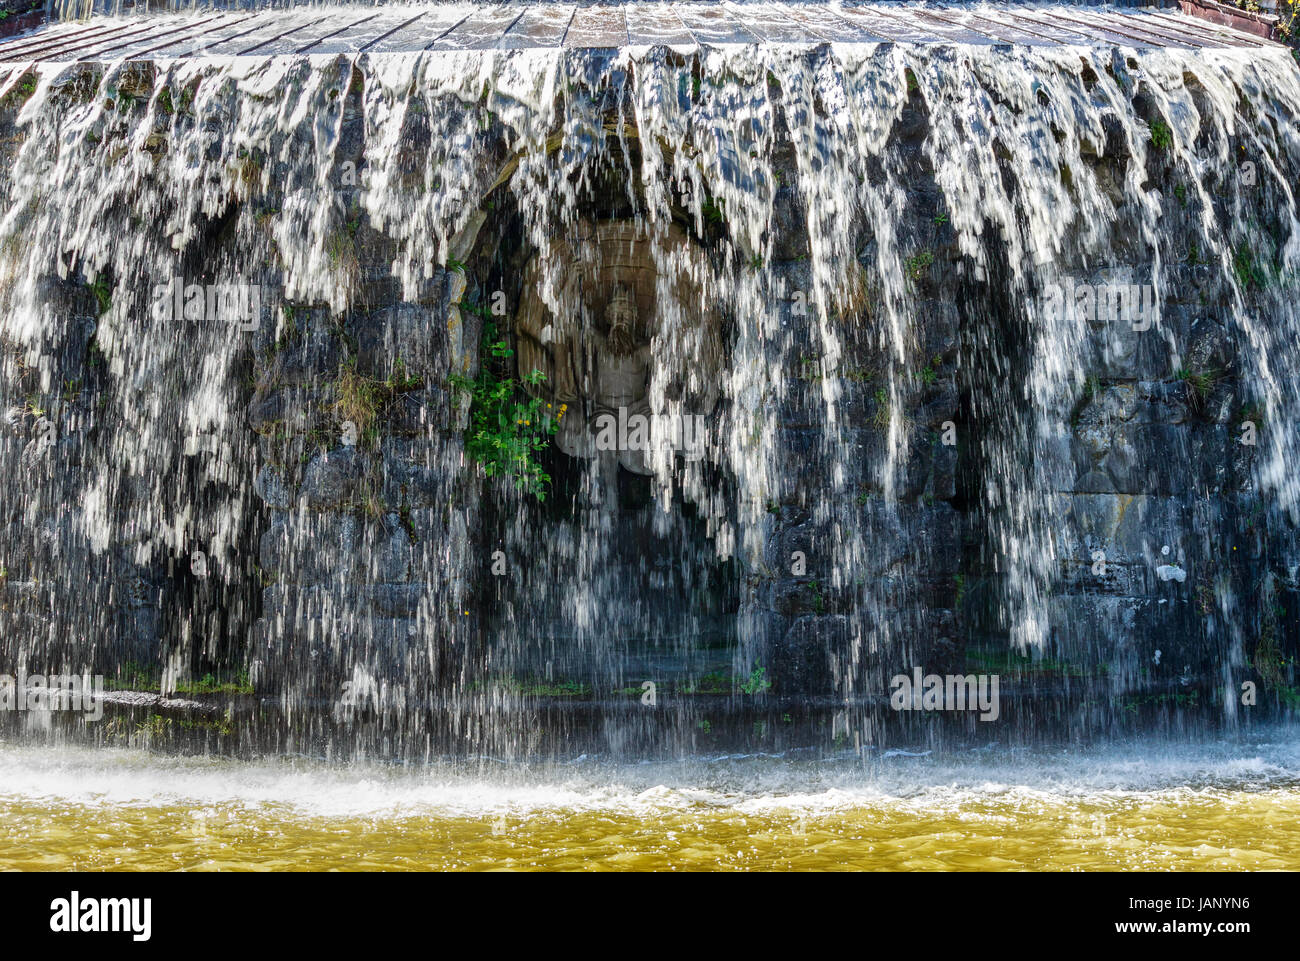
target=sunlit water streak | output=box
[3,731,1299,869]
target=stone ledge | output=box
[0,4,1280,64]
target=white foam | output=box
[2,728,1298,820]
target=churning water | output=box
[3,731,1300,869]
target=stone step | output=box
[0,2,1280,62]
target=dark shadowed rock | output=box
[300,447,369,509]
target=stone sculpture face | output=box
[513,221,722,488]
[593,283,651,418]
[605,284,638,358]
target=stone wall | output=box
[0,47,1296,755]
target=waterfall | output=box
[1,22,1298,758]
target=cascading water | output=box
[0,7,1298,763]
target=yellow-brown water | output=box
[3,736,1298,871]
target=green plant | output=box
[1228,0,1299,49]
[1254,597,1295,697]
[179,711,235,737]
[740,662,772,695]
[388,357,421,391]
[798,356,823,381]
[331,357,424,450]
[808,579,825,614]
[174,670,253,696]
[1069,376,1101,427]
[158,88,174,114]
[136,714,172,737]
[701,198,725,225]
[965,647,1103,680]
[1149,120,1173,150]
[1173,183,1187,207]
[333,361,384,443]
[871,387,890,431]
[1197,579,1215,618]
[905,250,934,281]
[1175,365,1219,411]
[1,72,36,106]
[1232,243,1269,290]
[1239,400,1264,428]
[324,223,356,268]
[472,676,590,697]
[678,672,731,695]
[104,660,160,692]
[89,275,112,315]
[448,321,559,500]
[460,298,496,324]
[1121,690,1200,714]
